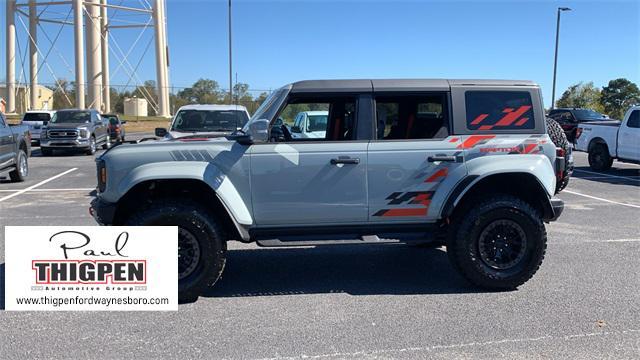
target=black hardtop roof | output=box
[289,79,537,93]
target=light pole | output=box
[551,7,571,109]
[228,0,233,105]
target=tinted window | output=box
[466,91,534,130]
[0,114,6,127]
[50,111,91,124]
[375,94,448,140]
[23,113,51,122]
[627,110,640,128]
[102,115,119,125]
[573,109,606,120]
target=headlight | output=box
[80,129,89,138]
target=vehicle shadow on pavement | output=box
[204,245,485,298]
[0,263,5,310]
[573,166,640,187]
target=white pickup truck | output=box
[576,106,640,170]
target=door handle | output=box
[330,157,360,165]
[428,155,457,162]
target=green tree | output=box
[556,82,604,112]
[177,78,222,104]
[600,78,640,120]
[49,78,75,109]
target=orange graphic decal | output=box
[457,135,496,149]
[382,208,428,217]
[494,106,532,127]
[425,168,448,182]
[470,114,489,125]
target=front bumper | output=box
[545,197,564,222]
[90,197,116,225]
[40,138,91,148]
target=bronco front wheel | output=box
[447,195,547,289]
[126,199,227,303]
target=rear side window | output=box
[466,91,534,131]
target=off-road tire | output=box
[588,143,613,171]
[9,150,28,182]
[126,198,227,303]
[40,147,52,156]
[545,117,572,193]
[447,195,547,290]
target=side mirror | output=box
[121,120,127,124]
[155,127,168,137]
[291,125,302,133]
[248,119,269,143]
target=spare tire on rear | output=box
[545,117,572,194]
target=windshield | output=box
[308,115,328,132]
[573,109,606,120]
[50,111,91,124]
[171,109,250,132]
[242,86,291,132]
[23,113,51,122]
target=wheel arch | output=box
[442,172,555,221]
[587,137,609,153]
[112,178,250,241]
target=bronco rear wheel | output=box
[126,198,227,303]
[447,195,546,290]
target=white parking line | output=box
[0,168,78,202]
[573,168,640,181]
[563,190,640,209]
[0,188,94,193]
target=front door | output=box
[367,93,466,222]
[0,114,15,168]
[250,96,368,225]
[618,109,640,161]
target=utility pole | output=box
[153,0,170,117]
[551,7,572,110]
[85,0,102,111]
[228,0,233,105]
[6,0,16,114]
[28,0,38,110]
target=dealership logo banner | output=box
[5,226,177,311]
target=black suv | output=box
[547,108,608,142]
[40,109,110,156]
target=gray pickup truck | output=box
[0,112,31,182]
[92,79,570,302]
[40,109,110,156]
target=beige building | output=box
[124,97,148,117]
[0,84,54,114]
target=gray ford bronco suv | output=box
[91,79,569,302]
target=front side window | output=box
[375,94,448,140]
[627,110,639,128]
[466,91,534,130]
[272,97,356,141]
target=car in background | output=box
[102,114,127,142]
[20,110,55,145]
[40,109,110,156]
[155,104,251,139]
[547,108,609,143]
[290,111,329,139]
[575,106,639,170]
[0,112,31,182]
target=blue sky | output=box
[1,0,639,107]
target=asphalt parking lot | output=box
[1,140,639,359]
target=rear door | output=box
[0,114,16,168]
[250,94,369,225]
[618,109,640,160]
[367,92,466,222]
